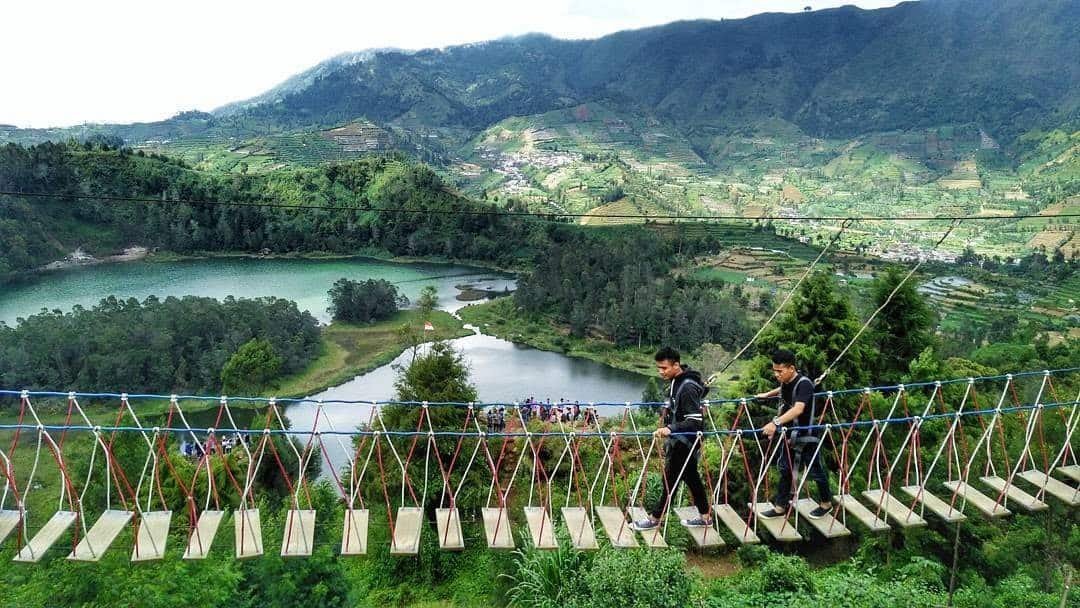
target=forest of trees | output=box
[515,226,753,352]
[0,142,552,275]
[0,295,320,393]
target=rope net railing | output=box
[0,368,1076,560]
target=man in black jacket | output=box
[756,348,833,519]
[632,347,714,530]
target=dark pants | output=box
[649,440,710,518]
[773,440,832,508]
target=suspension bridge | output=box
[0,367,1076,563]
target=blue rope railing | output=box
[1,367,1077,408]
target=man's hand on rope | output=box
[653,426,671,438]
[762,421,777,439]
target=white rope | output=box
[884,384,940,485]
[587,405,616,508]
[348,431,378,511]
[309,399,365,499]
[168,396,216,512]
[23,397,73,516]
[999,374,1049,504]
[18,427,45,558]
[961,377,1013,489]
[70,396,114,511]
[506,407,534,507]
[923,381,973,483]
[372,403,411,507]
[1047,388,1080,473]
[847,389,904,493]
[626,404,655,506]
[229,397,266,512]
[271,399,308,510]
[22,394,84,557]
[0,450,11,510]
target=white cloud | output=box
[0,0,902,128]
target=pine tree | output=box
[870,266,937,384]
[744,271,873,412]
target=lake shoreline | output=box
[2,247,521,286]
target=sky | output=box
[1,0,903,128]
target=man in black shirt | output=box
[756,349,833,519]
[632,347,714,531]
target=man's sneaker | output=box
[808,505,832,519]
[680,516,712,528]
[632,518,659,531]
[757,505,787,519]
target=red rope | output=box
[374,438,398,548]
[57,397,75,450]
[1047,378,1076,465]
[398,408,429,507]
[157,403,198,545]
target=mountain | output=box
[2,0,1078,261]
[208,0,1080,144]
[4,0,1077,150]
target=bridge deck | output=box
[390,507,423,555]
[234,509,264,559]
[14,511,77,563]
[281,510,316,557]
[340,509,368,555]
[132,511,171,562]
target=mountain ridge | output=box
[4,0,1076,150]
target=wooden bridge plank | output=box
[281,509,316,557]
[978,476,1048,512]
[595,506,636,548]
[524,507,558,550]
[861,490,926,527]
[234,508,264,559]
[561,507,599,550]
[628,506,667,548]
[435,508,465,551]
[748,503,801,542]
[481,507,514,550]
[942,481,1010,518]
[1018,470,1080,506]
[183,510,225,559]
[833,494,890,532]
[676,507,724,547]
[132,511,172,561]
[340,509,368,555]
[14,511,77,563]
[712,504,760,544]
[796,499,851,538]
[390,507,423,555]
[900,486,967,522]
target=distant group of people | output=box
[179,433,249,459]
[520,397,599,426]
[480,398,602,431]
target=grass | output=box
[273,309,473,399]
[690,267,749,284]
